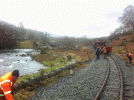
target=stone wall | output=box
[14,59,91,91]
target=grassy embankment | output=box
[17,40,33,49]
[109,31,134,65]
[13,46,94,100]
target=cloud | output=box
[85,24,110,32]
[0,0,134,38]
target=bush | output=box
[119,41,126,46]
[67,55,72,61]
[130,37,134,43]
[40,49,47,54]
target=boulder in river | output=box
[20,54,27,57]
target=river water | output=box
[0,49,48,77]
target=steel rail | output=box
[110,55,123,100]
[94,59,110,100]
[94,55,123,100]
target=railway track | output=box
[27,50,134,100]
[94,55,123,100]
[112,55,134,100]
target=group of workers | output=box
[0,49,133,100]
[95,45,107,61]
[95,46,133,64]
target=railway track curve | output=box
[27,47,134,100]
[111,54,134,100]
[94,55,123,100]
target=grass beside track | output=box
[13,63,88,100]
[16,56,69,83]
[13,47,94,99]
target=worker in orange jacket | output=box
[0,70,19,100]
[103,45,107,59]
[126,53,133,64]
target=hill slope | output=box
[109,31,134,65]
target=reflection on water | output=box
[0,49,48,77]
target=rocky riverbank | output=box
[13,47,94,99]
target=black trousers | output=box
[129,58,132,64]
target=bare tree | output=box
[18,22,24,28]
[118,5,134,30]
[18,22,26,40]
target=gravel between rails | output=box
[100,56,120,100]
[111,54,134,100]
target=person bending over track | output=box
[0,70,19,100]
[126,53,133,64]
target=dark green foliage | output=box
[0,21,93,50]
[0,21,51,49]
[67,55,72,61]
[33,42,38,49]
[40,49,47,54]
[0,22,18,49]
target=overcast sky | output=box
[0,0,134,38]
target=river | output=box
[0,49,48,77]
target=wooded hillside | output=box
[0,21,92,50]
[0,21,50,49]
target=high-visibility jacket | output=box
[103,47,107,54]
[129,53,133,58]
[0,72,16,100]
